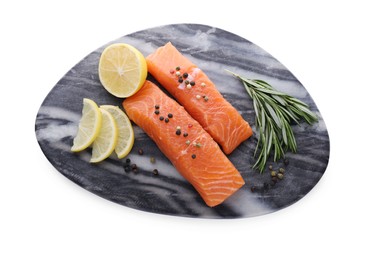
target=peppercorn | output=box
[155,105,160,109]
[183,72,188,78]
[200,82,206,87]
[138,149,143,155]
[154,110,160,115]
[191,154,196,159]
[271,171,277,177]
[126,158,131,164]
[277,173,284,180]
[176,129,181,135]
[168,113,173,118]
[184,80,190,85]
[250,186,256,192]
[165,118,169,123]
[175,71,181,76]
[185,140,190,145]
[175,66,180,71]
[124,165,131,173]
[284,159,289,165]
[159,116,164,121]
[150,157,156,163]
[183,132,188,137]
[271,176,278,183]
[279,168,285,174]
[196,95,201,100]
[178,77,184,83]
[190,81,195,86]
[153,169,159,175]
[269,165,273,170]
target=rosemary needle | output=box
[227,70,318,173]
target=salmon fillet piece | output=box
[123,81,245,207]
[146,42,253,154]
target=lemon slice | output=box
[101,105,134,159]
[98,43,147,98]
[90,108,118,163]
[71,98,102,152]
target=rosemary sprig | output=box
[227,70,318,173]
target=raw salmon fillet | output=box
[123,81,245,207]
[146,42,253,154]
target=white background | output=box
[1,0,389,259]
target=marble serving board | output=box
[35,24,330,218]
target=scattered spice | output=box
[191,154,196,159]
[195,142,202,148]
[196,95,201,100]
[271,171,277,177]
[154,110,160,115]
[124,165,131,173]
[188,124,193,128]
[250,186,256,192]
[153,169,159,175]
[168,113,173,118]
[184,80,190,85]
[126,158,131,164]
[176,126,181,130]
[183,132,188,137]
[178,77,184,83]
[175,66,180,71]
[155,105,160,109]
[165,118,169,123]
[203,96,209,102]
[277,173,284,180]
[284,159,289,166]
[150,157,156,164]
[190,81,195,86]
[279,168,285,174]
[159,116,164,121]
[185,140,191,145]
[200,82,206,87]
[176,129,182,135]
[186,84,192,89]
[138,149,143,155]
[183,72,188,79]
[175,71,181,76]
[170,69,175,74]
[131,164,137,169]
[269,165,273,170]
[271,176,278,183]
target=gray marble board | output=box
[35,24,330,218]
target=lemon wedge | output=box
[71,98,102,152]
[90,108,118,163]
[98,43,147,98]
[101,105,134,159]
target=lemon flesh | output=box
[71,98,102,152]
[90,108,118,163]
[98,43,147,98]
[101,105,134,159]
